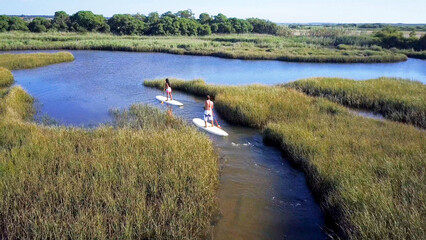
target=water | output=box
[9,50,425,239]
[349,108,385,121]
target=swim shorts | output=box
[204,110,213,121]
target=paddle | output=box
[213,112,221,128]
[161,90,165,104]
[215,119,221,128]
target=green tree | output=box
[210,23,218,33]
[418,34,426,50]
[161,11,176,19]
[160,16,179,35]
[198,24,212,36]
[198,13,212,25]
[145,12,162,35]
[134,13,146,22]
[147,12,160,25]
[213,13,228,24]
[28,17,51,32]
[0,15,10,32]
[374,27,405,48]
[52,11,70,31]
[70,11,109,32]
[176,9,194,19]
[149,23,165,35]
[177,18,199,35]
[247,18,278,34]
[212,14,233,33]
[216,22,233,33]
[108,14,145,35]
[8,16,29,31]
[229,18,253,33]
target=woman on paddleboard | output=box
[204,95,214,127]
[164,78,173,101]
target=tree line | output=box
[0,10,279,36]
[374,27,426,51]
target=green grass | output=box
[287,77,426,128]
[0,67,14,88]
[144,79,426,239]
[0,54,219,239]
[399,50,426,60]
[0,52,75,70]
[0,67,14,98]
[0,32,409,63]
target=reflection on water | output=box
[11,50,424,239]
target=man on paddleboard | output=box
[204,95,214,128]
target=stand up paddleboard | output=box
[192,118,229,136]
[156,96,183,106]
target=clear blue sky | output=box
[1,0,425,23]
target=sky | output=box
[1,0,425,23]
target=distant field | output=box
[291,29,426,38]
[0,32,409,63]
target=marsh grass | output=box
[287,77,426,128]
[0,32,408,63]
[0,67,14,88]
[0,52,75,70]
[144,79,426,239]
[0,94,219,239]
[399,50,426,59]
[0,54,219,239]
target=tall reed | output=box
[0,52,75,70]
[0,32,409,63]
[0,67,14,88]
[287,77,426,128]
[144,79,426,239]
[0,54,219,239]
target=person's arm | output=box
[211,102,214,116]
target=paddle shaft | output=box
[213,112,221,128]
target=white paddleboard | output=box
[192,118,229,136]
[156,96,183,106]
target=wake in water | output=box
[231,142,253,147]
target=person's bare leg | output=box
[211,120,214,127]
[170,92,173,100]
[204,120,207,128]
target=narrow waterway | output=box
[9,50,425,239]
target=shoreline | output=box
[0,32,411,64]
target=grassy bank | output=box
[144,79,426,239]
[0,32,409,63]
[0,51,74,70]
[0,54,219,239]
[0,67,13,97]
[287,77,426,129]
[0,67,13,87]
[399,50,426,60]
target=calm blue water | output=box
[9,50,425,240]
[9,50,425,126]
